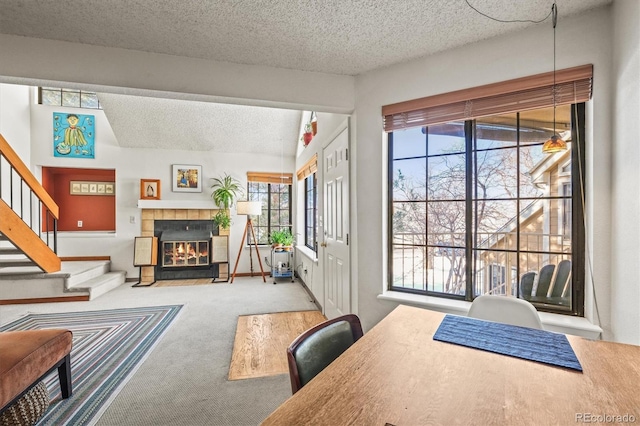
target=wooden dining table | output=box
[262,305,640,425]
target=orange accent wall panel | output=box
[43,167,116,232]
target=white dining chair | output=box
[468,294,543,329]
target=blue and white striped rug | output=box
[0,305,183,426]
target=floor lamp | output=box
[231,201,266,283]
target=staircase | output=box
[0,134,125,303]
[0,259,126,303]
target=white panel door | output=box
[323,128,350,319]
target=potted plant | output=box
[301,123,313,146]
[270,229,294,251]
[310,111,318,135]
[212,210,231,230]
[270,229,284,250]
[281,229,294,251]
[210,173,243,229]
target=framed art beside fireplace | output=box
[140,179,161,200]
[172,164,202,192]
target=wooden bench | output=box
[0,329,73,418]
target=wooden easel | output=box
[231,217,266,283]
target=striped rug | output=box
[0,305,182,426]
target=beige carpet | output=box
[228,310,326,381]
[1,276,320,425]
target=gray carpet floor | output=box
[0,277,318,426]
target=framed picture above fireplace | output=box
[140,179,161,200]
[172,164,202,192]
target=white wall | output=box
[0,32,355,284]
[610,0,640,344]
[0,34,354,115]
[29,103,294,278]
[353,7,619,338]
[294,112,349,310]
[0,84,33,217]
[0,84,31,164]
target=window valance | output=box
[382,64,593,132]
[296,154,318,181]
[247,172,293,185]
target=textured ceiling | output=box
[98,93,303,155]
[0,0,611,152]
[0,0,610,76]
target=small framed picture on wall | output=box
[140,179,161,200]
[70,180,115,196]
[172,165,202,192]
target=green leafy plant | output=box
[209,173,243,210]
[212,210,231,230]
[209,174,242,230]
[270,228,294,246]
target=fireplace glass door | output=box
[163,240,210,267]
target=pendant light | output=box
[542,3,567,154]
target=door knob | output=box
[320,241,327,247]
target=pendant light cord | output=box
[468,1,601,334]
[552,3,557,137]
[465,0,553,24]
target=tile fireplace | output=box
[154,220,217,280]
[139,205,229,283]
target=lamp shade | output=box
[542,134,567,154]
[236,201,262,216]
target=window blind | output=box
[382,64,593,132]
[296,154,318,181]
[247,172,293,185]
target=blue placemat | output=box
[433,315,582,371]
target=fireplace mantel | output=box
[137,200,216,210]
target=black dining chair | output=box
[287,314,364,394]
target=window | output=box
[388,104,585,315]
[297,154,319,252]
[305,173,317,251]
[384,66,591,316]
[39,87,102,109]
[246,173,292,245]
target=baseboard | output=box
[0,295,90,305]
[59,256,111,261]
[296,275,322,312]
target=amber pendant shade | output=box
[542,134,567,153]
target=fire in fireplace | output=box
[154,220,218,281]
[163,241,209,267]
[160,229,211,268]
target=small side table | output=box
[270,247,294,284]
